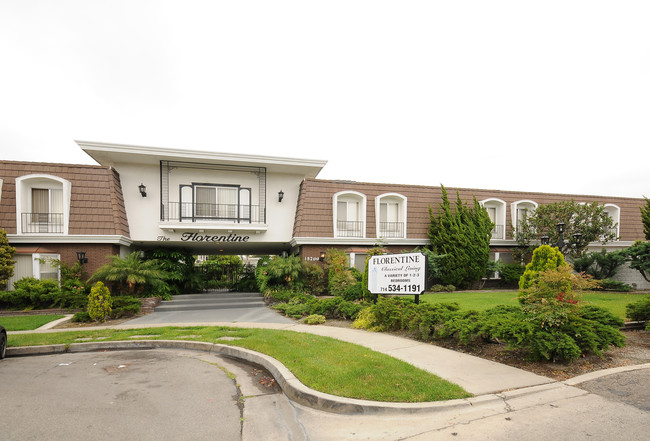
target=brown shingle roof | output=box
[0,160,130,237]
[293,179,646,241]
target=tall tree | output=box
[0,229,16,290]
[515,200,617,258]
[428,186,493,288]
[640,197,650,240]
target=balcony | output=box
[336,220,364,237]
[491,224,505,240]
[378,221,404,238]
[21,213,64,233]
[161,202,265,224]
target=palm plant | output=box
[89,252,169,296]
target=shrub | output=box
[0,278,64,309]
[342,282,363,301]
[71,311,91,322]
[110,296,141,318]
[625,296,650,322]
[429,284,456,293]
[593,279,633,292]
[302,262,326,295]
[303,314,326,325]
[499,263,525,286]
[87,282,113,322]
[519,245,567,290]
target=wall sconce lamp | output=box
[76,251,88,265]
[319,251,326,261]
[138,183,147,197]
[278,190,284,202]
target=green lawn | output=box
[6,326,471,403]
[0,314,65,331]
[421,290,649,320]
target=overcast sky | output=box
[1,1,648,199]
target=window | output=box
[30,188,63,231]
[511,200,538,235]
[603,204,620,239]
[333,191,366,238]
[6,253,60,290]
[480,198,506,240]
[178,184,251,222]
[376,193,407,238]
[15,175,71,234]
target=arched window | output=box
[333,191,366,238]
[511,200,538,235]
[376,193,407,238]
[480,198,506,240]
[603,204,620,239]
[15,174,71,234]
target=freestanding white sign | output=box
[368,252,427,296]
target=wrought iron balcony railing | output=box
[161,202,265,224]
[336,220,364,237]
[378,221,404,238]
[21,213,64,233]
[491,224,505,240]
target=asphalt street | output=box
[1,347,648,441]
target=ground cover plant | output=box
[0,314,64,331]
[354,246,630,363]
[6,326,470,403]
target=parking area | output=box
[0,349,244,441]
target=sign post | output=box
[367,252,428,304]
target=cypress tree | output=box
[428,186,493,288]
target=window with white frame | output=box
[333,191,366,238]
[511,200,538,235]
[178,184,251,222]
[480,198,506,240]
[15,175,71,234]
[6,253,60,290]
[603,204,620,239]
[376,193,406,238]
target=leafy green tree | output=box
[89,252,169,296]
[641,197,650,240]
[0,229,16,290]
[623,241,650,283]
[515,200,617,258]
[428,186,493,288]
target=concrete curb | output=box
[6,339,505,415]
[563,362,650,386]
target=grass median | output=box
[7,326,471,403]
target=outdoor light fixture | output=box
[138,183,147,197]
[76,251,88,265]
[319,251,326,261]
[278,190,284,202]
[540,222,581,255]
